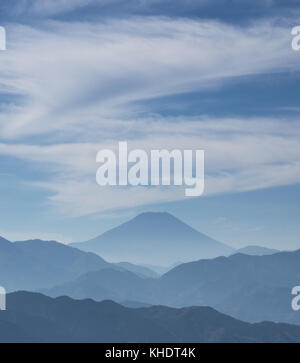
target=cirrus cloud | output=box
[0,16,299,216]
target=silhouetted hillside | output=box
[1,292,300,343]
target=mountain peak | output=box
[117,211,200,237]
[133,211,181,223]
[135,211,176,218]
[72,211,234,265]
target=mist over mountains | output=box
[0,212,299,342]
[233,246,279,256]
[71,212,234,265]
[40,268,157,303]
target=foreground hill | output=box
[71,212,234,265]
[1,292,300,343]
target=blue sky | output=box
[0,0,300,250]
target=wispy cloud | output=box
[0,17,299,216]
[0,116,300,216]
[0,18,298,139]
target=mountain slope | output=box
[0,238,111,292]
[158,250,300,324]
[71,212,234,265]
[2,291,300,343]
[40,268,156,303]
[115,262,159,278]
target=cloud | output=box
[6,0,101,16]
[34,159,300,218]
[0,116,300,216]
[0,17,299,216]
[0,17,299,140]
[30,0,95,14]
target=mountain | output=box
[0,237,111,292]
[158,250,300,324]
[234,245,279,256]
[41,249,300,325]
[0,236,11,247]
[141,262,182,275]
[40,268,156,303]
[71,212,234,265]
[1,291,300,343]
[115,262,159,278]
[121,300,153,308]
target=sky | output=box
[0,0,300,250]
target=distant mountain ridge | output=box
[40,268,156,303]
[0,235,161,292]
[234,245,279,256]
[71,212,234,265]
[115,262,159,278]
[158,250,300,324]
[1,291,300,343]
[0,237,112,292]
